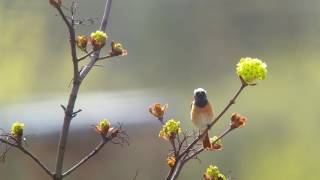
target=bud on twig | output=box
[159,119,181,141]
[11,121,24,142]
[166,156,176,168]
[110,41,128,56]
[76,35,88,51]
[90,30,108,50]
[49,0,62,8]
[95,119,110,135]
[230,113,247,129]
[149,103,168,123]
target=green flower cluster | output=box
[205,165,226,180]
[11,121,24,138]
[99,119,110,128]
[90,30,108,46]
[236,57,267,84]
[159,119,181,140]
[96,119,110,135]
[91,30,107,42]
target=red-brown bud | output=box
[230,113,247,129]
[49,0,62,8]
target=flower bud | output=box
[110,41,127,56]
[95,119,110,135]
[230,113,247,129]
[76,35,88,51]
[149,103,168,121]
[90,30,108,50]
[166,156,176,168]
[11,121,24,140]
[49,0,62,8]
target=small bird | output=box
[191,88,214,149]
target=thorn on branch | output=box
[0,144,11,163]
[132,169,139,180]
[194,155,202,164]
[72,109,82,117]
[60,105,67,112]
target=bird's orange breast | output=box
[191,101,214,129]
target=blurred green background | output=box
[1,0,320,179]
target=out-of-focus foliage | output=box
[1,0,320,180]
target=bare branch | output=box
[60,105,66,112]
[0,144,11,162]
[62,140,107,177]
[132,169,139,180]
[77,50,96,61]
[63,124,128,178]
[97,54,112,61]
[53,1,114,179]
[56,7,72,29]
[72,109,82,117]
[0,138,54,178]
[170,138,178,157]
[55,6,79,79]
[183,128,233,163]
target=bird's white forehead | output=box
[194,88,207,94]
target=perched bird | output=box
[191,88,214,149]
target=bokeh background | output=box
[1,0,320,179]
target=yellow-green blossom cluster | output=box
[90,31,107,43]
[90,30,108,50]
[99,119,110,128]
[11,121,24,138]
[236,57,267,84]
[204,165,226,180]
[159,119,181,140]
[96,119,110,135]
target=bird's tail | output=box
[202,131,212,149]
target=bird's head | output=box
[194,88,208,107]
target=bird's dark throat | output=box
[195,98,208,108]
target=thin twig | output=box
[56,6,79,77]
[0,138,54,177]
[183,128,233,163]
[97,54,112,61]
[63,124,127,178]
[132,169,139,180]
[78,50,96,61]
[62,140,107,177]
[170,138,178,157]
[168,128,233,180]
